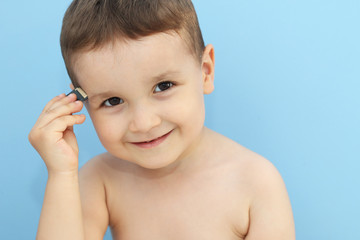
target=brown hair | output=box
[60,0,205,86]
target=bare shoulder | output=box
[80,152,112,176]
[206,130,295,239]
[240,153,295,239]
[80,152,129,182]
[78,153,111,204]
[204,130,290,201]
[207,129,288,188]
[78,153,114,240]
[242,153,296,239]
[205,129,275,172]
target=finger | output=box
[42,114,86,137]
[38,100,84,129]
[33,94,67,129]
[42,93,66,113]
[63,126,79,154]
[46,93,78,113]
[29,114,85,150]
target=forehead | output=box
[72,32,197,88]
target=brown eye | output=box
[154,81,174,93]
[104,97,123,107]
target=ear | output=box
[201,44,215,95]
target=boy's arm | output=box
[36,147,109,240]
[245,158,296,240]
[36,172,84,239]
[29,93,85,240]
[29,93,108,240]
[79,156,110,240]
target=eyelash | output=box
[102,81,175,107]
[103,97,124,107]
[154,81,174,93]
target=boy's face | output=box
[72,32,214,170]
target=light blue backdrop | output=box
[0,0,359,239]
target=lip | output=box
[130,130,173,149]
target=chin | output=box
[131,153,184,172]
[135,159,176,170]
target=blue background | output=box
[0,0,359,239]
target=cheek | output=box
[165,89,205,129]
[89,113,127,145]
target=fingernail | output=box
[67,93,75,98]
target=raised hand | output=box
[29,93,86,174]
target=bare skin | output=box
[29,32,295,239]
[79,128,295,240]
[29,93,86,240]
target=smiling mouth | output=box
[131,130,173,149]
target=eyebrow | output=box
[151,70,181,81]
[88,70,181,101]
[88,91,117,103]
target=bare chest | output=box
[105,172,249,240]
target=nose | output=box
[128,103,161,133]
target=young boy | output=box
[29,0,295,239]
